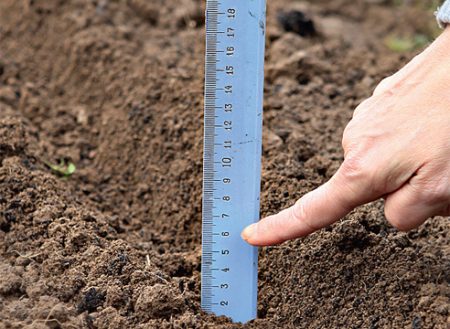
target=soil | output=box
[0,0,449,328]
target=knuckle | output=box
[340,152,370,181]
[373,77,392,95]
[342,121,358,151]
[292,197,317,232]
[373,75,404,97]
[342,126,352,150]
[352,97,372,118]
[342,103,375,152]
[340,150,386,195]
[263,217,282,240]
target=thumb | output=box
[384,168,450,230]
[241,161,382,246]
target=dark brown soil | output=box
[0,0,449,328]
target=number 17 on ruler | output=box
[201,0,266,323]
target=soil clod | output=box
[277,10,317,37]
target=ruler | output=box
[201,0,266,323]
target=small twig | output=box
[145,254,169,284]
[10,250,41,262]
[146,254,151,268]
[30,304,65,328]
[361,279,367,292]
[29,303,79,329]
[44,304,59,323]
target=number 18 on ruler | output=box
[201,0,266,323]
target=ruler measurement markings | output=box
[202,0,265,323]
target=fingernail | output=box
[241,223,256,242]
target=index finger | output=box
[241,161,383,246]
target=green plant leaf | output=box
[45,159,76,177]
[384,34,430,52]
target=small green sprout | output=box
[384,34,430,53]
[45,159,76,177]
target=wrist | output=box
[441,25,450,43]
[425,26,450,64]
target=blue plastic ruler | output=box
[201,0,266,323]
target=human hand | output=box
[242,27,450,246]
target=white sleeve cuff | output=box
[436,0,450,28]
